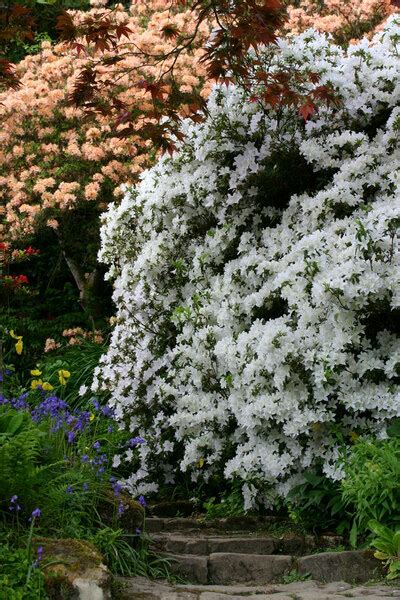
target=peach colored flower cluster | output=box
[0,1,212,242]
[44,338,61,353]
[62,327,104,345]
[286,0,397,42]
[44,327,104,352]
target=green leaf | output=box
[387,419,400,438]
[350,520,358,548]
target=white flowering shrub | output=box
[94,18,400,507]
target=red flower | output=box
[15,274,29,284]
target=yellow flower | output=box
[198,457,205,468]
[30,369,42,376]
[42,382,54,391]
[31,379,43,390]
[58,369,71,385]
[10,330,23,355]
[89,413,95,422]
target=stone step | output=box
[150,532,344,556]
[145,516,286,534]
[151,533,322,556]
[152,534,275,556]
[164,552,293,585]
[158,549,382,586]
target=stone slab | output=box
[163,553,208,584]
[297,550,382,583]
[207,537,275,555]
[208,553,293,585]
[199,595,293,600]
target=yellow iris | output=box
[31,379,43,390]
[58,369,71,385]
[10,330,23,355]
[30,369,42,376]
[42,382,54,391]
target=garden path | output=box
[115,577,400,599]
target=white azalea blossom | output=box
[94,18,400,505]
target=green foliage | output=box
[0,530,49,599]
[0,408,44,505]
[203,483,245,519]
[36,339,108,408]
[369,521,400,580]
[5,0,90,64]
[0,546,48,599]
[280,569,311,584]
[287,471,350,534]
[91,527,172,579]
[341,437,400,535]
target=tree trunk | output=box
[62,250,103,320]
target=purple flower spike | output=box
[31,508,41,519]
[138,495,147,508]
[128,437,145,448]
[93,441,101,451]
[117,501,125,515]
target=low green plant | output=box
[203,484,245,519]
[341,435,400,540]
[287,471,350,534]
[91,527,172,579]
[280,569,311,584]
[369,521,400,580]
[0,514,49,599]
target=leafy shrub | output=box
[341,436,400,534]
[203,484,246,520]
[0,543,48,599]
[288,471,350,534]
[369,521,400,580]
[94,18,400,506]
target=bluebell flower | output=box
[82,483,89,491]
[112,481,123,497]
[33,546,44,568]
[128,437,145,448]
[31,508,41,519]
[117,501,125,515]
[81,454,89,463]
[138,495,147,507]
[9,495,21,512]
[66,485,74,494]
[93,441,101,451]
[102,405,115,418]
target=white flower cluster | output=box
[94,18,400,505]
